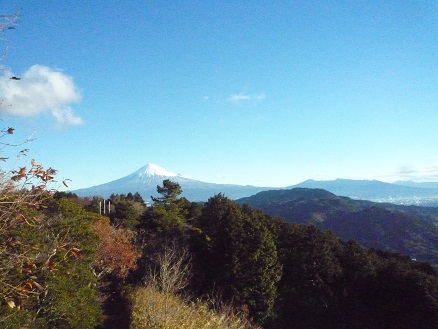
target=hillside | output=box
[238,188,438,265]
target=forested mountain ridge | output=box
[237,188,438,266]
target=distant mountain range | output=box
[237,188,438,266]
[72,164,272,202]
[72,163,438,206]
[290,178,438,206]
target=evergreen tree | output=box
[271,223,342,329]
[139,180,188,233]
[109,194,143,228]
[151,179,183,205]
[194,194,282,324]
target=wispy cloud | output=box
[228,92,266,105]
[0,65,83,127]
[394,165,438,181]
[52,107,83,127]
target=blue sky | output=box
[1,0,438,189]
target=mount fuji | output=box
[72,164,274,202]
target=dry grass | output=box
[130,242,260,328]
[129,284,260,329]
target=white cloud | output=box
[228,92,266,104]
[0,65,83,127]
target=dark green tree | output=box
[132,192,146,205]
[139,180,188,233]
[193,194,282,324]
[267,220,438,329]
[109,194,144,229]
[152,179,183,205]
[85,195,104,214]
[341,250,438,329]
[271,223,342,329]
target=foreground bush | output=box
[0,197,103,329]
[129,284,259,329]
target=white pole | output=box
[108,201,111,214]
[103,199,106,214]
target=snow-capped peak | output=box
[140,163,178,177]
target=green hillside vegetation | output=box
[238,188,438,265]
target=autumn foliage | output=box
[92,216,141,280]
[0,155,60,310]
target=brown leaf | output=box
[11,174,25,181]
[47,168,57,175]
